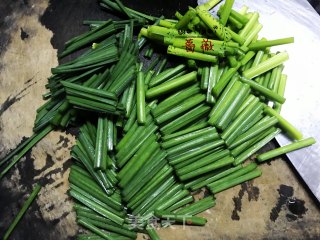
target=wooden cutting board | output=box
[0,0,319,239]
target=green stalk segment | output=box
[168,139,225,166]
[174,8,197,29]
[198,0,222,11]
[208,162,257,189]
[243,52,289,79]
[210,168,262,194]
[219,0,235,26]
[146,71,197,99]
[146,227,160,240]
[149,64,186,88]
[229,116,278,148]
[257,137,316,162]
[178,155,235,181]
[152,84,200,117]
[154,210,207,226]
[155,94,205,124]
[94,117,109,170]
[77,218,118,240]
[264,106,303,140]
[190,165,242,190]
[176,149,230,176]
[0,125,53,179]
[162,127,216,149]
[167,45,218,63]
[239,76,286,104]
[233,128,281,165]
[174,197,216,216]
[249,37,294,50]
[274,74,287,113]
[137,71,146,124]
[239,12,259,38]
[70,189,124,225]
[3,184,41,240]
[171,38,238,57]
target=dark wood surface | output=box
[0,1,319,239]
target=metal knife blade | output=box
[198,0,320,201]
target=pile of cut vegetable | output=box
[1,0,317,239]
